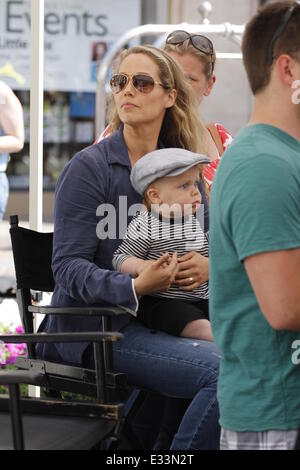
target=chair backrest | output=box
[9,215,54,358]
[9,215,54,292]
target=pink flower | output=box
[15,325,24,334]
[0,323,27,366]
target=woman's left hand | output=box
[174,251,209,291]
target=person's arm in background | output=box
[0,81,24,153]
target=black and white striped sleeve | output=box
[112,212,151,272]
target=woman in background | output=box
[164,30,233,189]
[0,80,24,221]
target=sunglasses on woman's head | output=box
[166,30,215,74]
[166,30,214,56]
[110,73,165,94]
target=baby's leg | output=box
[181,319,213,341]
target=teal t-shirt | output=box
[210,124,300,432]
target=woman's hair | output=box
[108,45,209,156]
[164,41,216,81]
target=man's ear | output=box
[147,187,162,204]
[165,88,177,109]
[203,75,216,97]
[276,54,297,88]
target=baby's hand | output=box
[160,254,172,269]
[135,255,172,275]
[136,259,156,275]
[134,252,178,296]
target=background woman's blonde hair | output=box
[108,45,209,156]
[164,41,216,81]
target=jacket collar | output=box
[106,126,131,168]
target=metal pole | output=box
[29,0,44,398]
[93,342,107,404]
[9,384,24,450]
[29,0,44,232]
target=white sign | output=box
[0,0,141,91]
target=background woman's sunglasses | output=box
[166,30,214,57]
[110,73,164,94]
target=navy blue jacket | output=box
[37,127,209,365]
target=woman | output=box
[0,80,24,221]
[164,30,233,189]
[36,45,221,450]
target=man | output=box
[210,1,300,450]
[0,80,24,221]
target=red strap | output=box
[207,123,224,157]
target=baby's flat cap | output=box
[130,148,210,195]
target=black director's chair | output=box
[0,214,144,450]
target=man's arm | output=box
[244,248,300,331]
[0,81,24,153]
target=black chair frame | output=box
[0,331,123,450]
[3,215,146,449]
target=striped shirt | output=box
[113,210,209,301]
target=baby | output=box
[113,148,213,341]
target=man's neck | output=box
[248,93,300,142]
[123,123,161,166]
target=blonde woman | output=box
[37,45,221,450]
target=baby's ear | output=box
[146,187,161,204]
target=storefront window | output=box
[7,90,96,190]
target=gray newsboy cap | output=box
[130,148,210,195]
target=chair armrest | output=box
[0,369,44,386]
[28,305,127,316]
[0,331,123,344]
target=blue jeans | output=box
[0,172,9,221]
[113,319,221,450]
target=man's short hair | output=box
[242,1,300,95]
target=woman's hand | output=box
[174,251,209,291]
[135,259,157,275]
[134,252,178,296]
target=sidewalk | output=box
[0,220,53,294]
